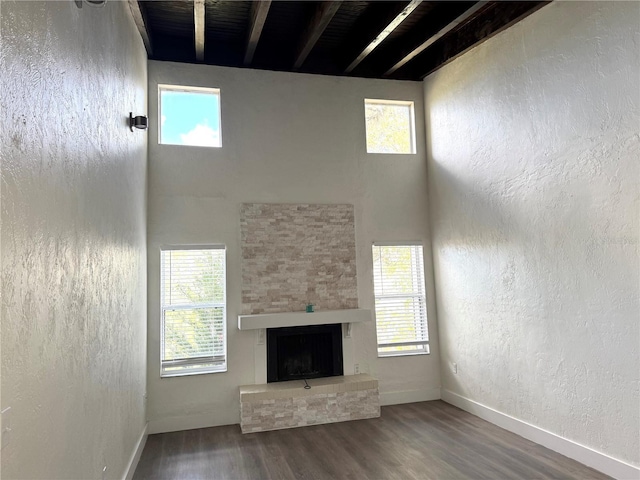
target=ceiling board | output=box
[142,0,550,81]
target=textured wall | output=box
[241,203,357,314]
[1,1,148,478]
[147,61,440,432]
[424,1,639,467]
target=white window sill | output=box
[377,351,429,358]
[161,367,227,378]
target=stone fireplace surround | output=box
[238,309,380,433]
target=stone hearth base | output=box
[239,374,380,433]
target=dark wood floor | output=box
[133,401,610,480]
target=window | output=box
[372,244,429,356]
[160,246,227,376]
[364,99,416,154]
[159,85,222,147]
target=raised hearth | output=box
[239,374,380,434]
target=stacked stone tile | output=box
[240,203,358,314]
[239,374,380,433]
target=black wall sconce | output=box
[129,113,148,132]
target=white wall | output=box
[424,0,639,470]
[1,1,148,478]
[147,61,440,432]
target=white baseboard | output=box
[123,423,148,480]
[441,389,640,480]
[380,387,441,406]
[148,412,238,434]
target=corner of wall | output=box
[123,424,149,480]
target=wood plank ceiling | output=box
[131,0,549,81]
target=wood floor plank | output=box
[133,401,611,480]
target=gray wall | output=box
[424,1,639,467]
[1,1,148,478]
[147,61,441,433]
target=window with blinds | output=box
[160,246,227,376]
[372,244,429,356]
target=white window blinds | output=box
[372,244,429,356]
[160,247,227,376]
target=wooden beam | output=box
[194,0,205,62]
[384,1,487,77]
[244,1,272,66]
[127,0,153,55]
[417,1,549,79]
[293,1,342,70]
[344,0,421,74]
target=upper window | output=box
[160,246,227,377]
[372,244,429,357]
[364,99,416,154]
[159,85,222,147]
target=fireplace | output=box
[266,324,343,383]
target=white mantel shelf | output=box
[238,309,371,330]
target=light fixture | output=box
[129,113,148,132]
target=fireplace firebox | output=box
[266,324,343,383]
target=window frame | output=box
[372,242,429,358]
[364,98,417,155]
[158,84,222,148]
[160,244,228,378]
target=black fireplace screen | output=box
[267,324,343,383]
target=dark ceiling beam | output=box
[344,0,422,74]
[293,1,342,70]
[417,1,549,79]
[384,1,487,77]
[194,0,205,62]
[127,0,153,55]
[244,0,272,66]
